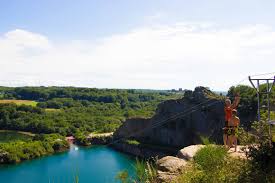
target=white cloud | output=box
[4,29,51,48]
[0,24,275,90]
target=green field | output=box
[0,100,37,106]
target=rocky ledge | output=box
[110,142,177,159]
[114,87,226,149]
[156,144,248,182]
[156,156,187,182]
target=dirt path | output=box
[88,132,113,138]
[0,130,36,137]
[228,145,249,159]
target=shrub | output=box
[237,121,275,183]
[194,145,227,172]
[116,170,129,183]
[199,135,212,145]
[116,158,157,183]
[125,139,140,146]
[0,135,69,164]
[134,158,157,183]
[175,155,248,183]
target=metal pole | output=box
[257,80,261,121]
[249,75,275,146]
[267,80,270,121]
[267,80,272,146]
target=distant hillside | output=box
[213,91,227,96]
[0,86,184,136]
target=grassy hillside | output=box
[0,100,37,106]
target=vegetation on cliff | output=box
[0,134,69,164]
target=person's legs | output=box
[228,135,233,147]
[223,133,227,146]
[233,129,238,152]
[234,137,237,152]
[226,128,233,147]
[223,128,228,147]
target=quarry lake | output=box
[0,145,136,183]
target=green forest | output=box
[0,86,183,163]
[0,87,183,135]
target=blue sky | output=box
[1,0,275,90]
[2,0,275,39]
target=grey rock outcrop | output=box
[157,144,249,182]
[114,86,225,148]
[157,156,187,172]
[0,151,9,163]
[111,142,169,158]
[177,144,205,160]
[156,156,187,183]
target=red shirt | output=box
[224,106,233,121]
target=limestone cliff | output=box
[114,87,225,148]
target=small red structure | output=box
[65,136,75,143]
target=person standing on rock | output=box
[223,94,240,148]
[228,109,240,152]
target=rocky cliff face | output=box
[114,87,226,148]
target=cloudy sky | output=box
[1,0,275,90]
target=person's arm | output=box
[235,118,240,127]
[231,93,240,109]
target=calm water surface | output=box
[0,145,135,183]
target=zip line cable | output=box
[108,99,222,146]
[108,72,275,146]
[107,76,252,146]
[250,71,275,77]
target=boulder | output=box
[0,151,9,163]
[157,156,187,173]
[157,171,178,183]
[177,145,205,160]
[156,156,187,182]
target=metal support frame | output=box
[249,76,275,145]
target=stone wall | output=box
[111,143,173,159]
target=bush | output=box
[237,121,275,183]
[134,159,157,183]
[0,135,69,164]
[116,170,129,183]
[125,139,140,146]
[194,145,227,172]
[176,157,247,183]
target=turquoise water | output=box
[0,145,135,183]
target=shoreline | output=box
[0,131,175,165]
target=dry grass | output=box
[45,108,61,112]
[0,100,37,106]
